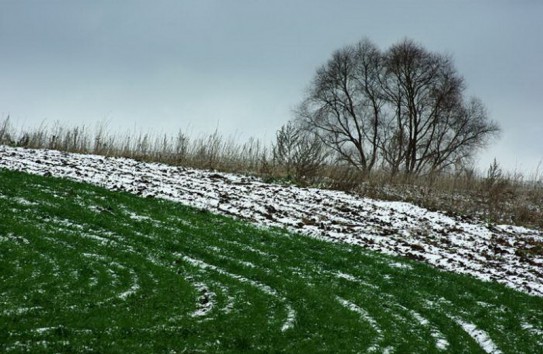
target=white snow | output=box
[1,145,542,297]
[335,272,359,282]
[118,272,140,300]
[336,296,382,334]
[336,296,384,352]
[389,262,413,270]
[190,282,216,318]
[452,318,502,354]
[33,327,55,334]
[126,212,153,222]
[13,197,38,206]
[408,309,449,350]
[521,322,543,336]
[0,233,30,244]
[332,271,380,289]
[3,306,43,316]
[178,254,296,332]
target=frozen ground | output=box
[1,145,542,297]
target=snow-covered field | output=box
[1,145,542,297]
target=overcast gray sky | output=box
[1,0,542,173]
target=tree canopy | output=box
[296,38,500,175]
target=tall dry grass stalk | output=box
[0,117,269,174]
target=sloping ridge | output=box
[1,145,542,296]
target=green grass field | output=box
[1,169,542,353]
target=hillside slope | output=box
[1,145,542,297]
[1,169,542,353]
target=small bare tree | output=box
[273,121,328,183]
[0,116,14,145]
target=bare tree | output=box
[296,39,385,175]
[273,121,328,182]
[422,97,499,173]
[381,39,500,174]
[0,116,14,145]
[297,38,500,176]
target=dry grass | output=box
[348,168,543,230]
[1,116,541,230]
[0,117,268,174]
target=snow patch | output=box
[453,317,502,354]
[336,296,384,352]
[191,282,216,318]
[13,197,38,206]
[389,262,414,270]
[118,268,140,300]
[409,309,449,350]
[178,254,296,332]
[521,322,543,336]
